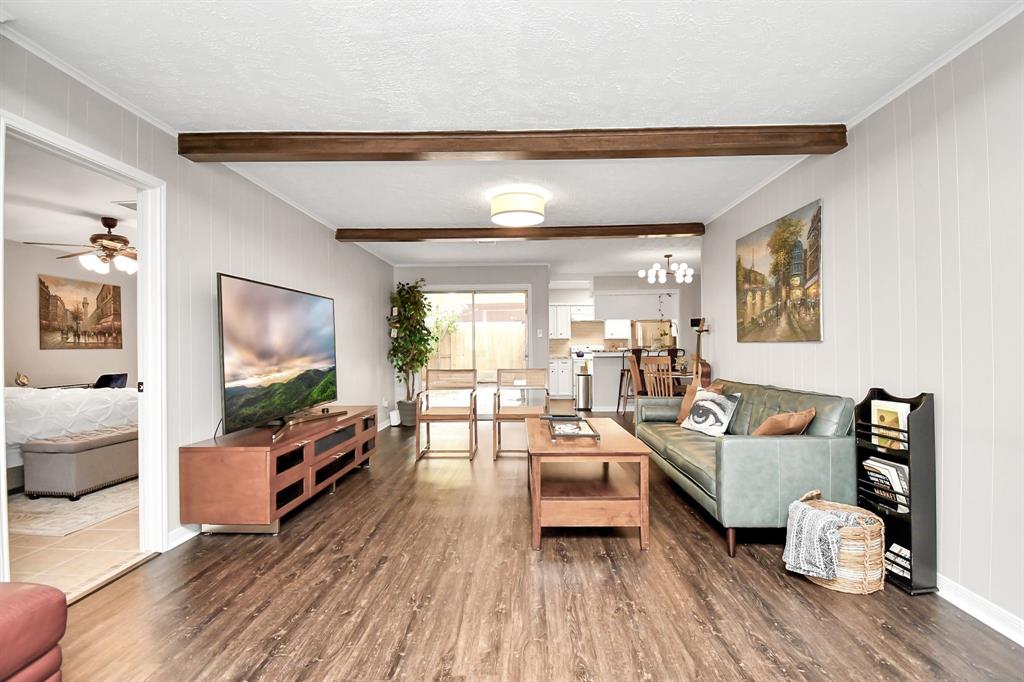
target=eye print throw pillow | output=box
[681,389,740,437]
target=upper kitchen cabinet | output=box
[569,305,594,321]
[603,319,631,339]
[549,305,572,339]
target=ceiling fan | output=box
[23,216,138,275]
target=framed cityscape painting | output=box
[38,274,123,349]
[735,200,822,342]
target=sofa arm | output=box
[635,397,682,424]
[715,435,855,528]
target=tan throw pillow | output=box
[752,407,816,436]
[676,382,723,424]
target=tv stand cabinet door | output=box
[180,447,272,525]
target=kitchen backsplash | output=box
[549,320,632,357]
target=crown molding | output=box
[706,2,1024,226]
[0,25,178,137]
[705,155,808,224]
[0,25,366,255]
[847,2,1024,127]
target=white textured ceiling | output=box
[1,0,1014,131]
[233,156,792,226]
[2,0,1016,273]
[367,235,702,279]
[3,137,137,251]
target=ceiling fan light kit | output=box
[114,254,139,274]
[26,216,139,276]
[639,254,694,285]
[78,252,107,274]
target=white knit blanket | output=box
[783,500,864,579]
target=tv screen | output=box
[217,274,337,433]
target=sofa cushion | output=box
[662,432,718,497]
[714,380,854,437]
[636,422,684,456]
[23,424,137,454]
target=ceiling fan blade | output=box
[23,241,93,248]
[56,250,98,259]
[95,239,128,249]
[120,250,138,260]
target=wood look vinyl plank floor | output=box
[61,417,1022,681]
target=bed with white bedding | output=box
[4,387,138,469]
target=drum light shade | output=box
[487,185,550,227]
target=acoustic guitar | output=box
[690,318,712,389]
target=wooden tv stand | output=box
[179,405,378,533]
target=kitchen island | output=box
[590,352,629,411]
[587,351,691,412]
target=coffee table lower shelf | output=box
[526,417,651,551]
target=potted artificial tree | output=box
[388,279,435,426]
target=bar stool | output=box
[616,348,647,415]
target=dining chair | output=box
[492,368,549,460]
[415,369,477,460]
[642,356,675,397]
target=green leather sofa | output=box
[634,380,857,556]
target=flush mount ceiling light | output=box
[638,254,695,285]
[485,184,551,227]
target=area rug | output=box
[7,479,138,536]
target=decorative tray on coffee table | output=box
[541,414,601,441]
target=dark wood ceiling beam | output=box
[179,125,847,162]
[334,223,705,242]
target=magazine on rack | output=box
[862,457,910,513]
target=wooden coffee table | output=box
[526,417,651,550]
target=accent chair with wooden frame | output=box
[415,369,478,460]
[493,368,549,460]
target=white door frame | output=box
[0,110,168,580]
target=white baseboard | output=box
[937,574,1024,646]
[164,525,199,552]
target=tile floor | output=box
[9,508,148,602]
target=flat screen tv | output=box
[217,274,337,433]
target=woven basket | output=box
[799,490,885,594]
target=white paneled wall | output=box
[702,16,1023,620]
[0,35,394,535]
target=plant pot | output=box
[397,400,417,426]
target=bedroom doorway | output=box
[0,111,168,599]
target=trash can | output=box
[574,373,593,411]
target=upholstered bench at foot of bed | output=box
[22,424,138,501]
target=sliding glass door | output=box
[425,290,528,417]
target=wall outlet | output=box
[382,398,389,408]
[537,329,543,338]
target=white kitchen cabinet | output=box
[554,358,573,396]
[548,305,571,339]
[604,319,631,340]
[548,360,558,394]
[569,305,594,321]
